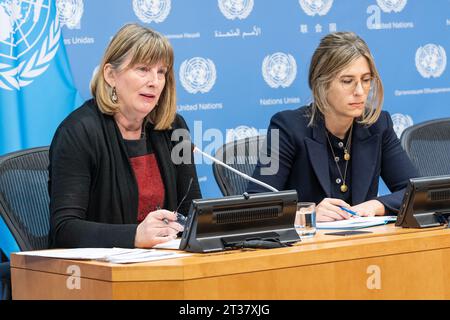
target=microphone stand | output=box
[193,146,279,192]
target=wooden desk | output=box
[10,224,450,299]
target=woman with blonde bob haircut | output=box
[308,31,383,127]
[91,23,176,130]
[49,24,201,249]
[248,31,418,222]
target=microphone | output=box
[192,145,279,192]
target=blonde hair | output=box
[90,23,176,130]
[308,31,383,126]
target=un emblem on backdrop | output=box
[179,57,217,94]
[218,0,254,20]
[262,52,297,89]
[415,44,447,79]
[299,0,333,16]
[376,0,407,13]
[226,126,259,143]
[391,113,413,138]
[56,0,83,29]
[133,0,171,24]
[0,0,60,90]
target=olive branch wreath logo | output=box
[0,18,61,91]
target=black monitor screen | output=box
[396,175,450,228]
[179,190,299,253]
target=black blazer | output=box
[48,99,202,248]
[248,105,418,213]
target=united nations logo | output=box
[299,0,333,16]
[262,52,297,89]
[218,0,254,20]
[226,126,259,143]
[415,44,447,79]
[0,0,60,90]
[391,113,413,138]
[56,0,83,29]
[179,57,217,94]
[133,0,171,24]
[376,0,407,13]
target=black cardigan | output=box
[48,99,202,248]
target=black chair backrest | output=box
[0,147,50,251]
[400,118,450,177]
[0,261,11,300]
[213,135,265,196]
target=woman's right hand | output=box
[134,209,184,248]
[316,198,352,222]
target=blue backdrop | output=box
[0,0,81,155]
[1,0,450,199]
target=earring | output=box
[111,86,118,103]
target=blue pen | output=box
[339,206,360,217]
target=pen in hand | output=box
[339,206,360,217]
[156,205,170,225]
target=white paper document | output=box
[16,247,191,264]
[152,238,181,250]
[317,216,397,230]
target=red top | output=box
[129,154,165,222]
[124,137,165,223]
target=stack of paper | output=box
[153,239,181,249]
[16,247,191,264]
[317,216,397,230]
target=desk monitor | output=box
[179,190,299,253]
[396,175,450,228]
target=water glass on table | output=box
[295,202,316,238]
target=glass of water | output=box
[295,202,316,238]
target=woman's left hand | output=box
[350,200,386,217]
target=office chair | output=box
[0,147,50,300]
[400,118,450,177]
[0,259,10,300]
[213,135,265,196]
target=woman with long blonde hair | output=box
[249,32,418,222]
